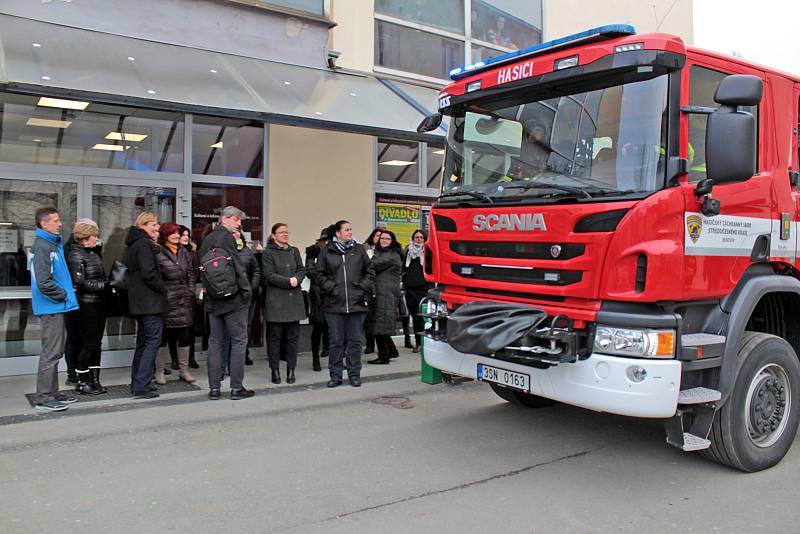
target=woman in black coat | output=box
[309,220,375,388]
[366,231,403,365]
[305,227,331,371]
[67,220,107,395]
[262,222,306,384]
[403,229,432,353]
[154,223,197,385]
[123,212,166,398]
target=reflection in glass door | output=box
[90,181,181,352]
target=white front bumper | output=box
[424,337,681,418]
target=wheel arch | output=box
[718,274,800,403]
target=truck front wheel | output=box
[489,383,556,408]
[703,332,800,472]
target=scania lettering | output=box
[472,213,547,232]
[418,24,800,472]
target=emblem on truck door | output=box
[686,214,703,243]
[472,213,547,232]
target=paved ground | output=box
[1,359,798,534]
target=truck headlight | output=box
[593,326,675,358]
[420,297,447,319]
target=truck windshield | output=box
[441,75,668,202]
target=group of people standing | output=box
[29,205,431,411]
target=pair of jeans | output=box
[35,313,67,403]
[267,321,299,370]
[131,314,163,392]
[325,312,366,381]
[207,304,248,390]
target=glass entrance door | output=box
[86,177,185,355]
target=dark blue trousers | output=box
[131,314,163,392]
[325,312,366,381]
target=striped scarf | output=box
[333,237,356,254]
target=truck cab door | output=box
[793,84,800,267]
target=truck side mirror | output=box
[417,113,443,133]
[705,75,762,185]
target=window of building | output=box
[689,65,759,183]
[375,0,543,82]
[375,21,465,80]
[471,0,542,50]
[375,0,464,34]
[192,116,264,178]
[378,138,420,184]
[255,0,324,16]
[0,93,184,172]
[426,143,445,190]
[191,183,264,246]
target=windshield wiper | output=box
[498,182,592,199]
[439,190,494,204]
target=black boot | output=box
[271,368,281,384]
[286,367,296,384]
[404,335,414,349]
[312,354,322,372]
[188,347,199,369]
[90,368,108,394]
[76,370,101,395]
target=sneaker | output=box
[54,392,78,404]
[35,399,68,412]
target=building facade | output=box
[0,0,691,375]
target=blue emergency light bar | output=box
[449,24,637,80]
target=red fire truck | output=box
[416,25,800,471]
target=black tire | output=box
[702,332,800,472]
[489,383,556,408]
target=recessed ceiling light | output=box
[379,160,416,166]
[32,43,41,48]
[147,89,156,95]
[32,138,42,143]
[37,97,90,110]
[284,81,291,85]
[41,76,51,81]
[432,149,445,155]
[105,132,148,142]
[315,111,323,116]
[209,141,223,149]
[128,56,135,61]
[92,144,129,152]
[210,69,218,73]
[26,118,72,128]
[349,92,357,97]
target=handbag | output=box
[108,259,128,291]
[106,260,130,317]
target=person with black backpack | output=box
[197,206,254,400]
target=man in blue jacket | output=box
[30,207,79,411]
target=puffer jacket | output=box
[122,226,166,316]
[365,245,402,336]
[310,241,375,314]
[67,242,106,305]
[157,245,196,328]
